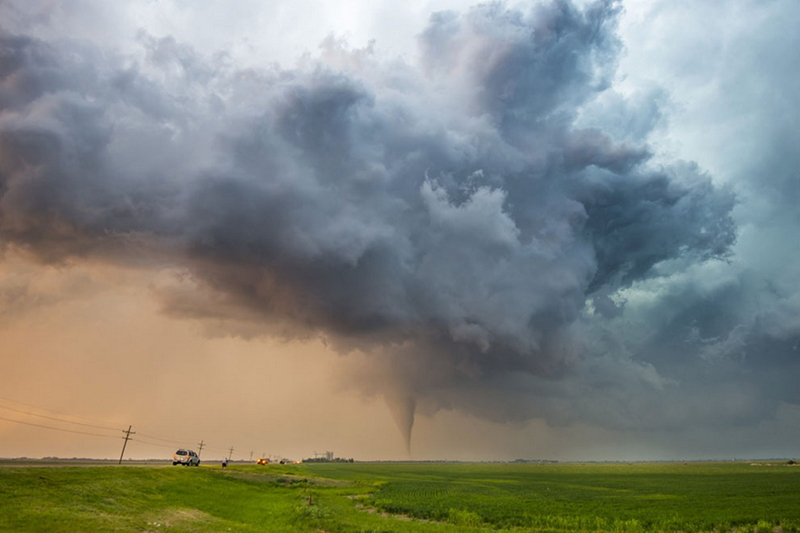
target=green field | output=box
[1,461,799,532]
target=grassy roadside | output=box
[0,464,312,532]
[0,463,470,532]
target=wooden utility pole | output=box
[249,451,254,462]
[197,440,205,456]
[228,446,234,461]
[118,425,135,464]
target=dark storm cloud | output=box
[565,0,800,442]
[0,0,759,441]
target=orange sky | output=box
[3,252,799,462]
[0,252,657,462]
[0,253,542,461]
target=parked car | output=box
[256,458,269,465]
[172,449,200,466]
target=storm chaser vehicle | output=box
[172,449,200,466]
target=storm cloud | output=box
[1,0,796,452]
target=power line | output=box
[0,404,121,431]
[135,432,187,446]
[0,396,200,447]
[130,437,226,456]
[0,396,123,427]
[0,415,120,439]
[131,438,181,449]
[199,444,229,453]
[135,434,225,453]
[0,395,238,458]
[119,428,226,454]
[135,432,226,453]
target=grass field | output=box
[0,460,798,532]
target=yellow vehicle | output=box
[256,458,269,465]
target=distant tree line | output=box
[302,457,355,463]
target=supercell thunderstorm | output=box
[2,0,799,450]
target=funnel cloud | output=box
[1,0,799,456]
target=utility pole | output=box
[197,440,205,457]
[249,451,254,462]
[119,425,135,465]
[228,446,234,461]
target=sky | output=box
[0,0,798,462]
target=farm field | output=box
[0,460,798,532]
[308,461,800,532]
